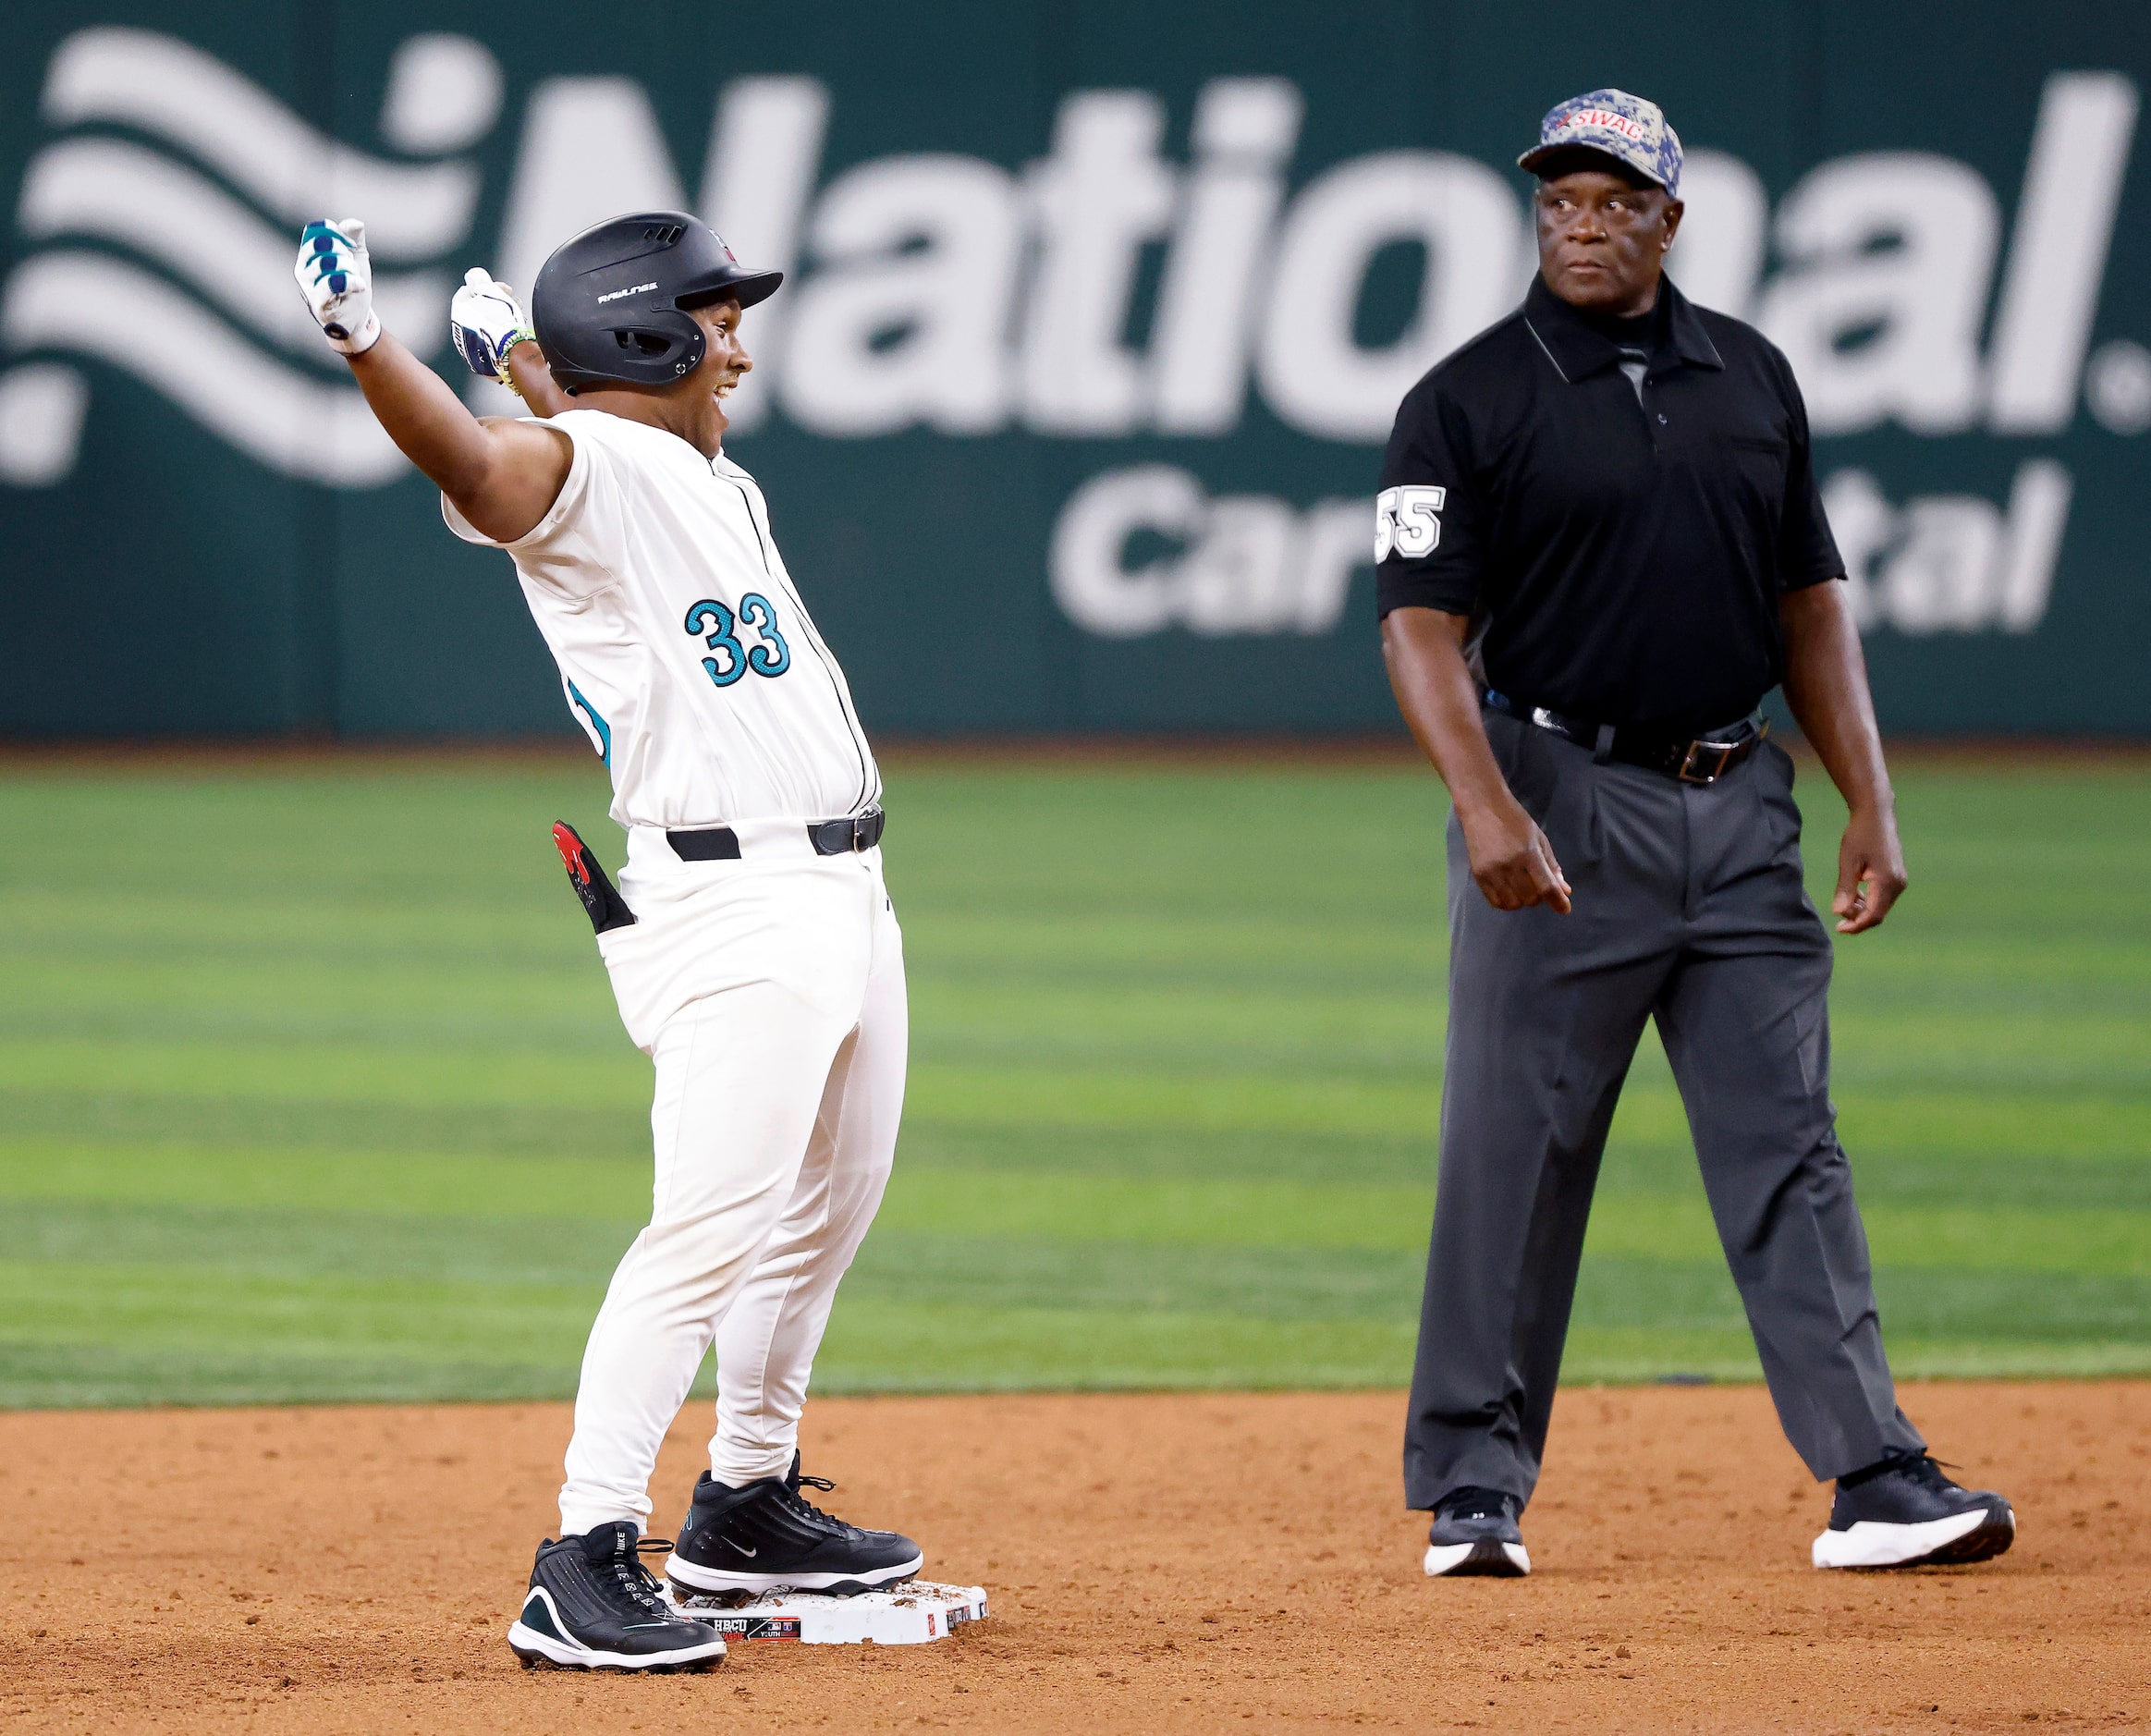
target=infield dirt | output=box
[4,1381,2145,1733]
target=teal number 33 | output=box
[685,593,789,688]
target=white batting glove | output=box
[293,218,381,355]
[451,267,538,388]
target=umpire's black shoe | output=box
[1424,1485,1531,1578]
[666,1453,923,1597]
[1813,1451,2016,1569]
[507,1521,727,1671]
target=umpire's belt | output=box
[1484,691,1764,786]
[667,807,886,862]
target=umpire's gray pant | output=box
[1402,708,1925,1511]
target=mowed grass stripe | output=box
[0,1038,647,1107]
[0,1256,1436,1394]
[4,1139,2144,1278]
[0,1344,594,1410]
[0,1136,1451,1245]
[12,951,2147,1091]
[6,1053,2146,1161]
[0,761,2146,1404]
[0,1261,601,1365]
[6,1097,2146,1218]
[6,1199,2146,1351]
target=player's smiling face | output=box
[684,297,752,423]
[572,292,754,459]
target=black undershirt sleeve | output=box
[1375,382,1486,618]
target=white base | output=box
[667,1579,989,1644]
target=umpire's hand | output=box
[1831,805,1907,935]
[1778,581,1910,937]
[1381,606,1573,916]
[1460,799,1572,914]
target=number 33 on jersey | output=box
[441,409,880,829]
[687,593,791,688]
[1375,485,1446,562]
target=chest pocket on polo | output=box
[1722,433,1791,525]
[1727,434,1790,461]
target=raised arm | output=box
[1779,579,1906,934]
[342,333,567,539]
[449,265,576,419]
[295,220,568,543]
[1382,605,1571,914]
[504,342,574,417]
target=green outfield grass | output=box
[1,752,2146,1408]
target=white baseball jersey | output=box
[443,409,880,829]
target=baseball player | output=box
[294,211,922,1672]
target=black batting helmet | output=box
[530,212,782,393]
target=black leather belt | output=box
[1484,691,1764,786]
[807,809,886,855]
[668,807,886,862]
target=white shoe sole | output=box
[507,1620,727,1671]
[1424,1538,1531,1578]
[1813,1505,2015,1569]
[665,1548,925,1597]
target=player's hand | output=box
[293,218,381,355]
[1460,796,1571,914]
[1832,803,1906,934]
[451,267,538,385]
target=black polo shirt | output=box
[1375,274,1843,733]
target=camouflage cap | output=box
[1518,89,1682,199]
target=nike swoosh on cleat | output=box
[725,1541,758,1557]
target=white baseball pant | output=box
[556,823,906,1538]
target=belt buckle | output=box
[1677,739,1737,785]
[849,814,866,851]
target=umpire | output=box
[1379,91,2016,1577]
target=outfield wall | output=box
[2,4,2148,740]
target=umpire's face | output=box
[1534,164,1683,317]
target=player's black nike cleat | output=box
[507,1521,727,1670]
[666,1453,923,1597]
[1424,1485,1532,1578]
[1812,1451,2015,1569]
